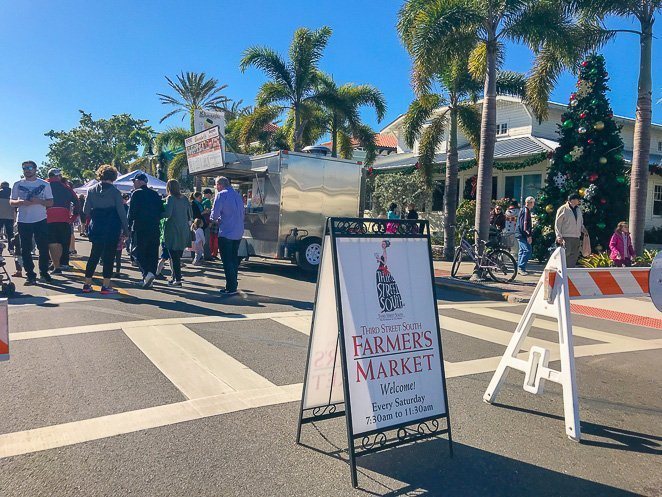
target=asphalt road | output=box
[0,238,660,496]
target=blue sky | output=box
[0,0,660,184]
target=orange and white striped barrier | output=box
[484,247,662,441]
[0,299,8,361]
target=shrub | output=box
[634,249,659,267]
[579,252,612,268]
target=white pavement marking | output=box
[0,384,302,459]
[457,307,639,344]
[123,324,273,399]
[272,315,313,335]
[9,310,313,341]
[9,293,126,306]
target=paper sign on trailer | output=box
[185,126,225,175]
[297,218,452,489]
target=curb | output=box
[435,277,531,303]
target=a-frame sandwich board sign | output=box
[296,217,452,488]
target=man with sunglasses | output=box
[10,161,54,285]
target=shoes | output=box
[219,289,238,296]
[519,270,528,276]
[11,271,22,278]
[52,267,63,274]
[168,280,182,287]
[25,276,37,286]
[143,272,155,288]
[69,250,77,256]
[82,284,93,293]
[113,271,121,278]
[156,259,166,276]
[40,273,53,283]
[100,286,118,295]
[60,264,72,270]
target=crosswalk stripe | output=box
[454,307,640,344]
[0,383,302,459]
[272,316,312,335]
[123,324,273,399]
[10,310,313,341]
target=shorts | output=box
[48,222,71,245]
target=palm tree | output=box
[240,26,332,151]
[315,74,387,164]
[157,72,231,133]
[402,60,526,260]
[574,0,661,255]
[398,0,606,246]
[130,128,190,180]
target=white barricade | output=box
[483,247,660,441]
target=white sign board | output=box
[185,126,225,175]
[194,109,226,134]
[335,237,446,434]
[297,218,451,489]
[0,299,8,361]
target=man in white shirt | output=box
[10,161,54,285]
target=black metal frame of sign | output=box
[296,217,453,489]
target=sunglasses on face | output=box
[22,166,35,170]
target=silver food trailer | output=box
[209,150,363,271]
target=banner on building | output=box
[297,218,452,488]
[185,126,225,175]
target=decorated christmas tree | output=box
[532,54,628,261]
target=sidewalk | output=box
[434,259,542,303]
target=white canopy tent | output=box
[73,170,167,196]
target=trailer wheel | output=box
[296,237,322,272]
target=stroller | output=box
[0,242,16,297]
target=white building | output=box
[374,96,662,228]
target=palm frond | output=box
[456,103,481,154]
[341,84,387,122]
[402,94,444,149]
[166,153,188,180]
[350,123,378,165]
[256,81,292,107]
[289,26,332,96]
[468,41,505,80]
[495,70,527,98]
[418,111,448,188]
[238,106,283,148]
[240,46,293,91]
[337,130,354,159]
[156,127,189,151]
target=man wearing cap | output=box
[127,173,164,288]
[0,181,14,243]
[10,161,54,285]
[46,168,79,274]
[555,193,587,268]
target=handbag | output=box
[581,231,591,257]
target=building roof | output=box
[263,123,279,133]
[319,133,398,150]
[372,135,556,171]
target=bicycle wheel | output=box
[451,247,473,279]
[485,249,518,283]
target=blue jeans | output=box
[517,238,532,271]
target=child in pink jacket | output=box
[609,221,635,267]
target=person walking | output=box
[609,222,635,267]
[81,165,129,294]
[46,169,79,274]
[163,179,192,286]
[210,176,245,296]
[9,161,54,285]
[504,200,520,253]
[202,188,213,260]
[0,181,14,243]
[555,193,586,268]
[406,203,418,220]
[127,173,164,288]
[515,196,535,276]
[113,194,130,278]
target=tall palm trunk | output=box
[475,37,498,249]
[443,105,459,261]
[629,20,653,255]
[293,103,302,151]
[190,109,201,190]
[331,115,338,157]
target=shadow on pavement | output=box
[492,403,662,456]
[300,427,639,496]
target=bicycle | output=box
[450,225,518,283]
